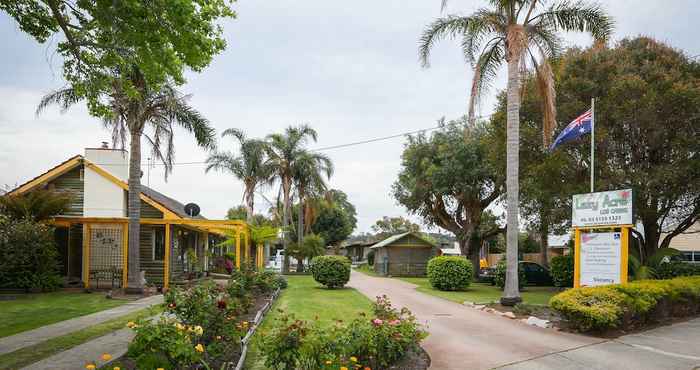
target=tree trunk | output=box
[127,130,143,292]
[539,210,549,268]
[298,194,304,248]
[296,258,304,273]
[245,184,254,225]
[642,218,660,262]
[281,178,291,274]
[501,52,522,306]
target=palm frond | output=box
[534,56,556,148]
[468,39,505,124]
[419,15,474,68]
[36,88,81,116]
[529,0,614,42]
[222,128,246,143]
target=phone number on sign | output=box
[579,215,622,223]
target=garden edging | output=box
[234,287,281,370]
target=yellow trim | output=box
[257,244,264,269]
[235,232,241,269]
[164,223,171,289]
[83,160,180,219]
[83,224,91,288]
[244,232,249,262]
[571,224,634,231]
[9,156,82,195]
[122,223,129,288]
[620,227,629,284]
[574,228,581,288]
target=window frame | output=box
[152,227,166,261]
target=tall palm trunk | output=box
[539,209,549,267]
[281,178,291,273]
[244,183,255,224]
[127,129,143,292]
[501,51,522,305]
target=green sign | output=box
[572,189,633,227]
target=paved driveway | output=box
[348,271,700,370]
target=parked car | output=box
[478,261,553,286]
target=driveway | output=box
[348,271,700,370]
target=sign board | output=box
[579,232,622,286]
[572,189,633,227]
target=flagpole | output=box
[590,97,595,192]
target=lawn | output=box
[0,306,161,370]
[398,277,560,306]
[0,291,127,338]
[244,275,373,369]
[354,263,380,277]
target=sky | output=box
[0,1,698,233]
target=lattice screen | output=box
[89,224,123,271]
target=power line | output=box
[91,113,494,167]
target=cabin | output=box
[371,232,438,277]
[342,240,375,263]
[7,147,262,289]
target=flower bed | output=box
[549,276,700,332]
[259,295,429,370]
[100,267,287,369]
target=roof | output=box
[342,240,376,249]
[8,154,205,220]
[370,232,437,249]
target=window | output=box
[153,228,165,261]
[681,252,693,262]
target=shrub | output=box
[0,216,62,291]
[127,318,204,369]
[309,255,351,288]
[550,254,574,287]
[261,296,427,370]
[549,276,700,332]
[494,259,526,290]
[426,256,473,291]
[655,261,700,280]
[367,250,375,266]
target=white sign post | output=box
[579,232,622,286]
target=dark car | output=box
[478,261,553,286]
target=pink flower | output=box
[389,319,401,326]
[372,318,383,326]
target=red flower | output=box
[217,300,227,309]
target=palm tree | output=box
[292,151,334,249]
[37,73,216,291]
[265,124,321,273]
[205,129,272,224]
[419,0,613,305]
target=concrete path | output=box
[0,294,163,356]
[22,328,134,370]
[348,271,601,370]
[498,318,700,370]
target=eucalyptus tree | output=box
[37,81,216,290]
[292,152,334,247]
[3,0,234,292]
[265,125,322,272]
[206,129,272,224]
[418,0,613,304]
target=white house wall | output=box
[83,148,128,217]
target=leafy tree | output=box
[418,0,613,305]
[548,37,700,261]
[226,205,273,227]
[392,119,503,274]
[0,189,72,221]
[371,216,421,239]
[292,151,333,247]
[206,129,272,223]
[4,1,234,291]
[311,203,354,249]
[265,125,324,273]
[287,233,325,272]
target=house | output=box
[371,232,438,277]
[7,147,261,289]
[662,221,700,263]
[342,240,375,263]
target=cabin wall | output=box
[48,166,84,216]
[385,245,434,277]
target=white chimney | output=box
[83,146,129,217]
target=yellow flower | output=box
[101,353,112,361]
[350,356,358,362]
[157,368,165,370]
[175,323,185,331]
[85,364,96,370]
[195,343,205,353]
[113,367,121,370]
[340,367,349,370]
[194,325,204,336]
[325,360,332,365]
[126,321,136,328]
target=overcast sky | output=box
[0,1,697,233]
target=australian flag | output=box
[549,109,592,151]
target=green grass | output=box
[0,306,161,370]
[244,275,373,370]
[0,292,128,338]
[398,277,560,306]
[354,263,380,277]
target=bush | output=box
[494,259,526,290]
[550,255,574,287]
[261,296,427,370]
[0,216,62,291]
[367,250,375,266]
[550,276,700,332]
[655,261,700,280]
[426,256,473,291]
[309,255,351,288]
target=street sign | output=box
[572,189,633,227]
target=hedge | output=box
[549,276,700,332]
[550,255,574,287]
[427,256,473,291]
[309,255,351,288]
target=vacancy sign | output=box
[572,189,633,227]
[579,232,623,286]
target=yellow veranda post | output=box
[122,223,128,288]
[235,231,241,269]
[164,224,171,289]
[83,224,91,288]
